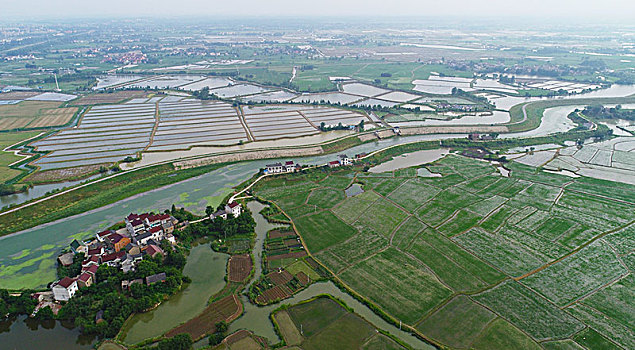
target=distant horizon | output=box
[1,15,634,28]
[1,0,634,23]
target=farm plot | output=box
[299,106,369,127]
[31,102,155,168]
[351,98,401,108]
[227,254,252,282]
[307,188,345,209]
[242,106,318,141]
[415,295,497,348]
[128,75,205,89]
[93,75,143,89]
[253,152,635,349]
[521,240,628,306]
[573,275,635,347]
[436,209,481,237]
[292,92,364,105]
[475,280,584,340]
[471,318,541,350]
[276,296,401,350]
[315,227,388,273]
[25,92,76,102]
[71,91,147,105]
[0,101,75,130]
[354,197,408,237]
[332,190,380,224]
[339,247,452,324]
[165,294,240,341]
[391,216,426,250]
[294,210,357,253]
[150,100,248,149]
[453,227,549,276]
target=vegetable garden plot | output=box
[415,295,497,348]
[339,247,452,324]
[453,227,548,276]
[522,240,628,306]
[473,280,584,341]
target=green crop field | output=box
[339,248,452,324]
[294,210,357,252]
[415,295,496,348]
[307,188,345,209]
[276,296,406,350]
[254,151,635,349]
[474,280,585,340]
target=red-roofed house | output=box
[108,233,131,252]
[82,255,100,267]
[101,251,126,267]
[76,272,93,288]
[96,230,114,242]
[225,202,242,218]
[87,246,104,256]
[328,160,340,168]
[82,264,99,279]
[143,244,164,258]
[52,277,78,301]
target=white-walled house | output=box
[338,154,352,166]
[52,277,78,301]
[225,202,242,218]
[265,162,284,173]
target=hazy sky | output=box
[1,0,634,20]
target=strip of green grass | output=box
[0,162,226,236]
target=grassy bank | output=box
[507,96,635,132]
[0,162,227,236]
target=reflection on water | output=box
[0,315,95,350]
[120,241,229,344]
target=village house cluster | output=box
[50,212,178,303]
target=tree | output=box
[205,206,214,217]
[34,306,55,320]
[215,321,228,333]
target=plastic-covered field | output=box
[151,100,248,147]
[31,103,156,169]
[292,92,364,105]
[242,106,317,141]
